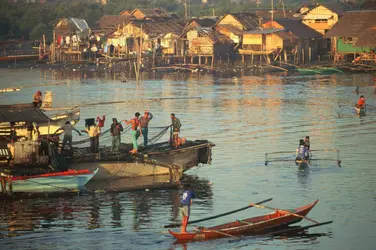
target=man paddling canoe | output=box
[180,184,195,233]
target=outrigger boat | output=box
[0,106,95,195]
[1,169,98,193]
[168,200,331,242]
[265,148,342,169]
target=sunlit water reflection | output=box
[0,68,375,249]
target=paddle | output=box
[164,198,272,228]
[249,203,319,224]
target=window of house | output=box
[315,19,327,23]
[343,37,358,44]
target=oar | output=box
[249,203,319,224]
[164,198,272,228]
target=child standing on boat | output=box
[180,184,195,233]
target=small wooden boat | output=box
[354,104,366,116]
[168,200,318,241]
[1,169,98,193]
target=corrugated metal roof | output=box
[0,107,50,123]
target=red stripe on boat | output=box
[12,169,93,181]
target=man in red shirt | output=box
[357,95,366,108]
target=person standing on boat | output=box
[32,90,42,108]
[170,113,181,148]
[54,121,82,150]
[82,123,100,153]
[296,139,309,161]
[357,95,366,108]
[304,136,310,150]
[138,110,153,147]
[110,118,123,153]
[180,184,195,233]
[123,112,141,154]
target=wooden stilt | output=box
[211,55,214,68]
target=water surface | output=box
[0,68,375,250]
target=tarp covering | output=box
[0,107,50,123]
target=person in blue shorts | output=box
[180,184,195,233]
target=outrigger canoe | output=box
[168,200,318,241]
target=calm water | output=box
[0,68,375,250]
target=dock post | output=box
[309,47,311,62]
[302,49,305,64]
[242,54,244,64]
[211,55,214,68]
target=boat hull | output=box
[70,160,181,181]
[85,174,179,191]
[143,140,214,171]
[8,169,97,193]
[169,200,318,241]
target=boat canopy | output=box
[0,107,50,123]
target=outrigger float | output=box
[265,148,342,169]
[166,199,332,242]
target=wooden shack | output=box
[301,3,354,34]
[325,10,376,64]
[240,28,295,64]
[263,19,323,63]
[215,13,259,46]
[178,27,234,64]
[51,18,90,63]
[107,19,183,57]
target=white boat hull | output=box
[10,169,97,193]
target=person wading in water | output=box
[138,110,153,147]
[123,112,141,154]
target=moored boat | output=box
[168,200,319,241]
[64,145,183,181]
[0,169,98,193]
